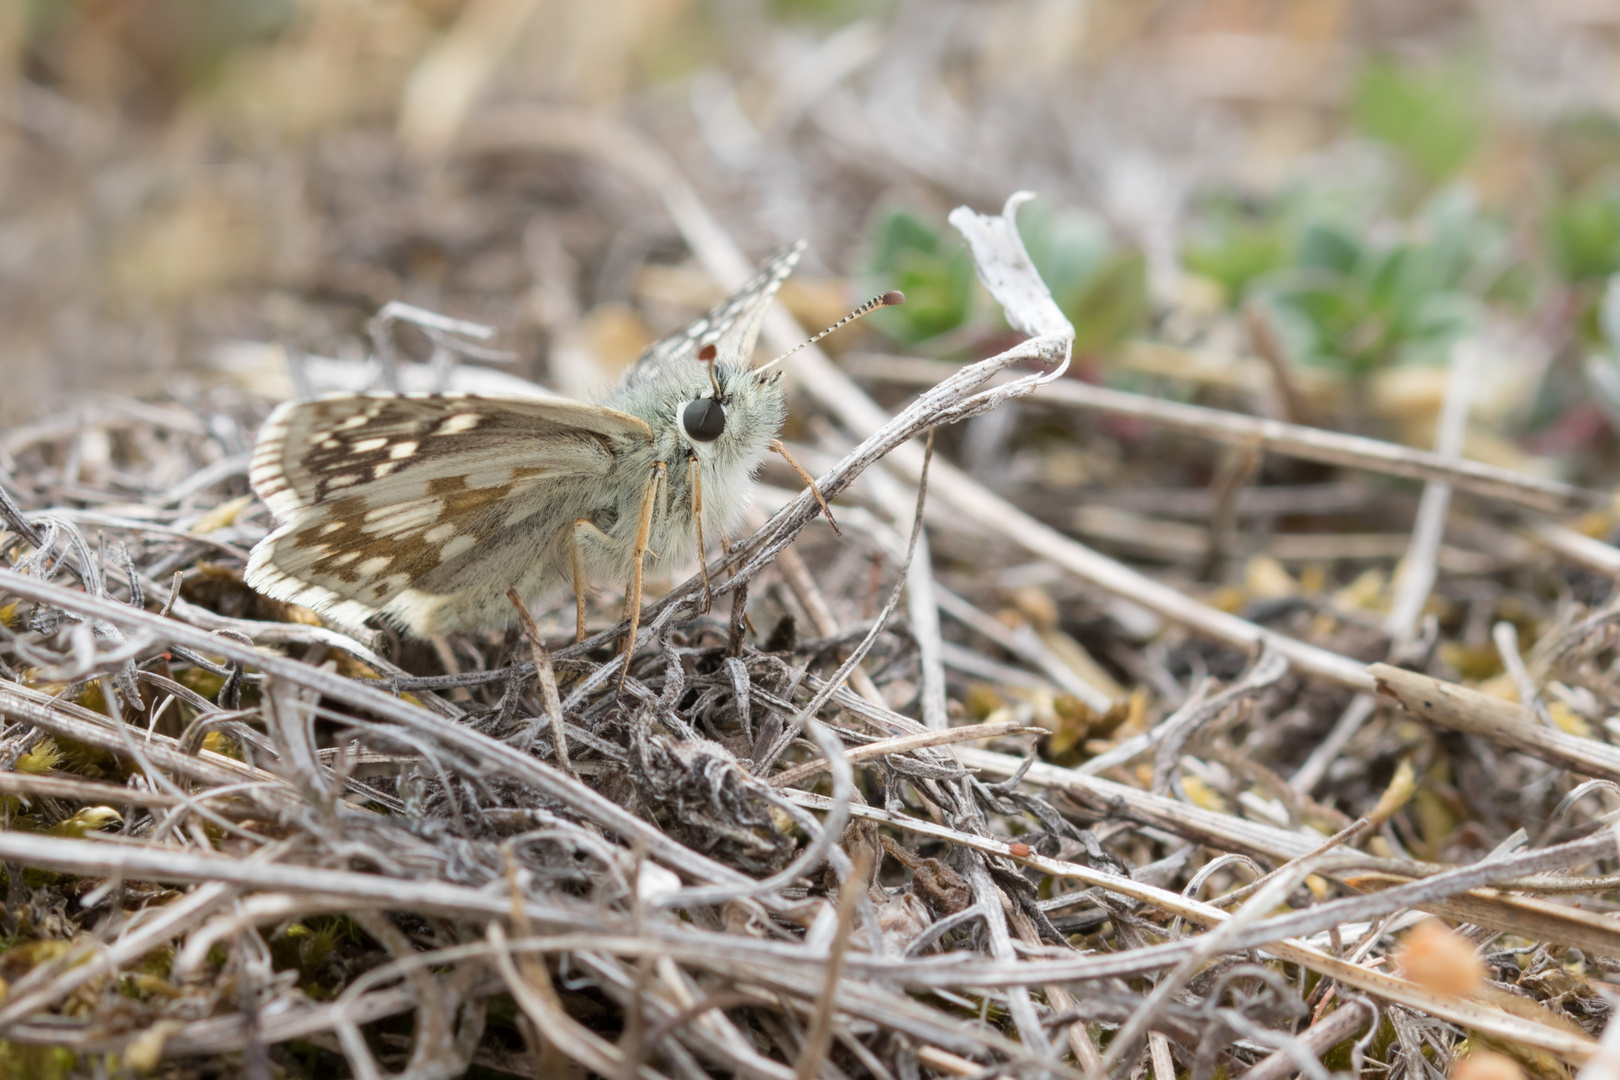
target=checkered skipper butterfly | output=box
[245,241,900,652]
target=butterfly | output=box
[245,242,813,646]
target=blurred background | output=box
[5,0,1620,485]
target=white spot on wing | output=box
[435,413,482,435]
[423,522,457,544]
[363,500,442,534]
[358,555,392,577]
[328,474,361,488]
[353,437,388,452]
[440,534,476,561]
[389,441,418,459]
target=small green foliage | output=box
[1069,252,1150,356]
[1352,57,1483,181]
[1251,191,1508,375]
[864,208,976,343]
[1546,179,1620,283]
[0,1041,75,1080]
[295,920,345,973]
[271,915,357,995]
[1182,204,1289,305]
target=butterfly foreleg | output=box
[569,518,604,644]
[687,451,711,614]
[768,439,840,536]
[617,460,667,691]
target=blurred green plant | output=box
[1546,176,1620,283]
[1018,204,1149,356]
[269,915,361,999]
[863,208,976,344]
[1182,200,1290,305]
[863,201,1148,352]
[1251,191,1510,375]
[1584,276,1620,429]
[1351,56,1484,182]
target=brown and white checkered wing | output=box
[246,392,652,632]
[621,240,805,390]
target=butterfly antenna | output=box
[756,290,904,374]
[697,343,722,398]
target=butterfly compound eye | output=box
[683,398,726,442]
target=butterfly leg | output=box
[687,451,712,613]
[569,519,596,643]
[769,439,840,536]
[618,460,667,690]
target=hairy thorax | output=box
[594,362,787,580]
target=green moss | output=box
[0,1042,75,1080]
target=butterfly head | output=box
[677,341,785,454]
[677,286,903,450]
[682,343,728,443]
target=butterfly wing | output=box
[621,240,806,390]
[245,392,653,631]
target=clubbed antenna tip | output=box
[757,288,905,373]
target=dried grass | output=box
[4,181,1620,1080]
[6,4,1620,1079]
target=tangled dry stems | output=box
[3,191,1620,1080]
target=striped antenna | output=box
[756,290,904,373]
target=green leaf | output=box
[1296,222,1363,275]
[1067,251,1150,356]
[864,209,975,343]
[1182,217,1288,304]
[1245,190,1506,377]
[1351,57,1483,181]
[1546,183,1620,282]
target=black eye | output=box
[683,398,726,441]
